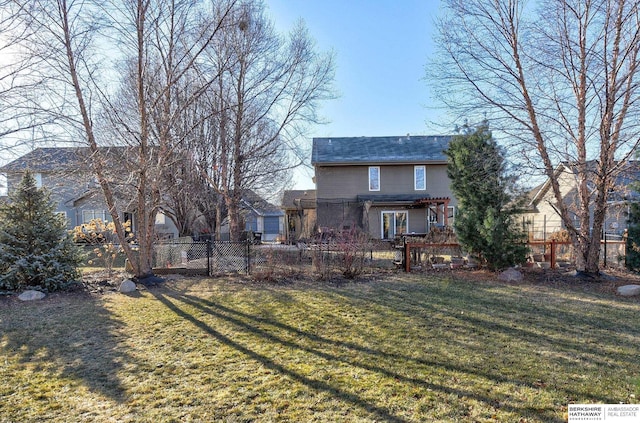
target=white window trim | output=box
[414,165,426,191]
[369,166,380,191]
[82,210,108,224]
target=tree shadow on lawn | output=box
[151,285,566,422]
[0,293,133,405]
[331,278,640,402]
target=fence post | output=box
[550,240,556,269]
[603,230,607,267]
[246,240,251,275]
[404,242,410,272]
[206,240,211,277]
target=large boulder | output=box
[18,290,46,301]
[617,285,640,297]
[119,279,137,293]
[498,268,524,282]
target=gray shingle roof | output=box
[311,135,452,165]
[0,147,85,172]
[0,146,130,173]
[242,189,283,216]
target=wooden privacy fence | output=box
[402,239,626,272]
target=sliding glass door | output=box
[382,211,408,239]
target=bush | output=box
[73,219,133,276]
[311,227,372,280]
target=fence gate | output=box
[153,240,250,275]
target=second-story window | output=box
[369,166,380,191]
[414,165,426,190]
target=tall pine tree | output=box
[446,124,528,271]
[625,202,640,271]
[0,171,82,291]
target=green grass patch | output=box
[1,273,638,422]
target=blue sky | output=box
[266,0,447,189]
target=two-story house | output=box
[311,135,457,240]
[523,161,640,240]
[0,147,179,239]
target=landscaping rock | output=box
[498,268,523,282]
[617,285,640,297]
[119,279,137,293]
[18,290,46,301]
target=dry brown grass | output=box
[1,271,639,422]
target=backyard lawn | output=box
[1,271,639,422]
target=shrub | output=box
[335,227,371,279]
[72,219,133,276]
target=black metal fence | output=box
[78,236,629,277]
[78,241,250,276]
[153,240,250,275]
[78,239,398,277]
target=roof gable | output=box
[311,135,452,165]
[242,189,283,216]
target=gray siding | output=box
[314,163,456,239]
[316,164,455,201]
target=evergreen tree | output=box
[446,124,528,271]
[0,171,82,291]
[626,199,640,271]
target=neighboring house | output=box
[281,189,317,242]
[522,161,640,239]
[311,135,457,240]
[219,189,285,242]
[0,147,179,239]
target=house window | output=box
[369,166,380,191]
[382,211,407,239]
[82,210,107,224]
[414,165,426,190]
[447,206,455,228]
[34,173,42,188]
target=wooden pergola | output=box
[412,197,451,226]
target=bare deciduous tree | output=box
[430,0,640,274]
[198,0,335,241]
[11,0,235,278]
[0,0,56,161]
